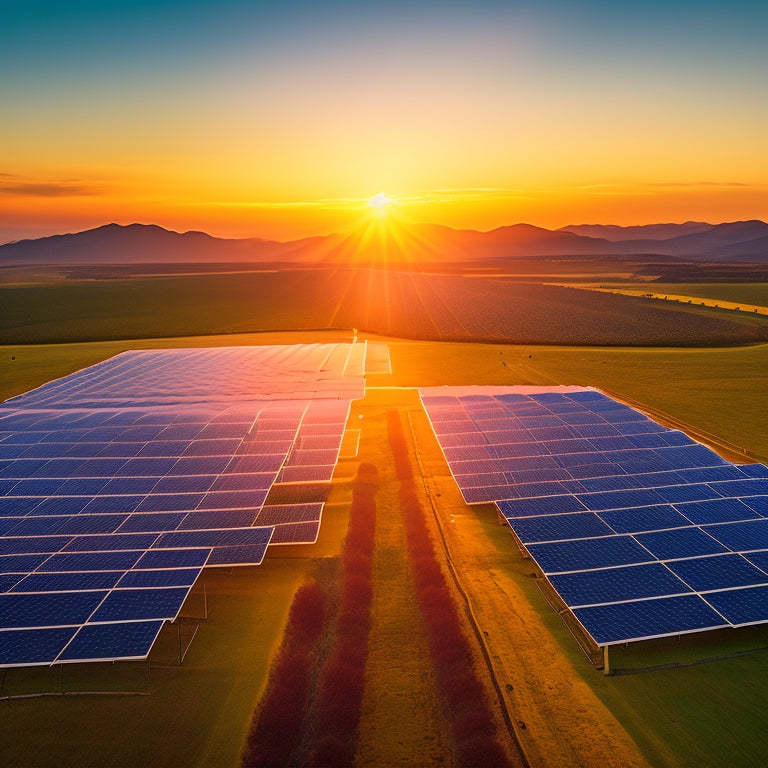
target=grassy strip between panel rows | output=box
[240,581,327,766]
[387,409,519,768]
[240,463,377,767]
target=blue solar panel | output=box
[742,496,768,517]
[549,563,692,607]
[59,620,164,663]
[39,550,144,572]
[739,464,768,479]
[100,477,158,494]
[703,520,768,552]
[0,573,23,591]
[0,626,78,666]
[567,470,634,487]
[33,496,91,515]
[1,536,71,556]
[507,513,615,544]
[0,591,107,629]
[118,568,202,588]
[178,509,259,530]
[745,551,768,572]
[152,475,216,493]
[513,481,570,499]
[654,484,723,504]
[526,535,653,574]
[196,490,269,510]
[6,516,70,536]
[62,533,159,552]
[703,586,768,626]
[635,528,728,560]
[118,512,188,533]
[668,555,768,592]
[10,479,64,496]
[573,595,728,645]
[598,505,691,534]
[709,479,768,498]
[676,466,747,483]
[625,433,672,449]
[498,495,589,518]
[154,527,273,549]
[56,515,126,535]
[91,587,191,622]
[135,493,206,512]
[675,498,760,525]
[0,553,48,574]
[117,457,178,477]
[81,495,145,514]
[209,473,276,492]
[206,542,271,566]
[135,548,210,569]
[577,488,667,511]
[56,478,110,495]
[12,570,122,593]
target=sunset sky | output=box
[2,0,766,244]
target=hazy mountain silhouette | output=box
[1,220,766,266]
[559,222,714,241]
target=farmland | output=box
[2,267,767,346]
[2,266,768,767]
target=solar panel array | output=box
[420,386,768,646]
[0,344,365,667]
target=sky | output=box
[1,0,767,243]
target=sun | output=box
[367,192,393,215]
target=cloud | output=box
[0,175,103,197]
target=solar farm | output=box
[0,344,365,667]
[420,386,768,659]
[2,338,768,767]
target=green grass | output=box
[3,332,768,767]
[1,562,306,768]
[383,338,768,461]
[609,283,768,308]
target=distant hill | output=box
[1,219,766,267]
[559,222,714,241]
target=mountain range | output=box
[1,220,766,266]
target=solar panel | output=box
[58,620,164,663]
[507,512,615,544]
[598,504,691,534]
[526,535,654,574]
[635,528,728,560]
[0,627,79,667]
[91,587,192,622]
[703,586,768,627]
[549,563,692,607]
[667,554,768,592]
[420,385,768,648]
[573,595,728,645]
[0,591,108,629]
[1,345,366,666]
[12,571,122,593]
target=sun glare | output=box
[368,193,393,214]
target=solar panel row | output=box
[0,344,365,667]
[420,386,768,646]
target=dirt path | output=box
[400,390,653,768]
[354,396,453,767]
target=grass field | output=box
[2,330,768,767]
[3,269,767,346]
[599,283,768,309]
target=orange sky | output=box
[2,1,766,244]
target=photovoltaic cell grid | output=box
[420,386,768,646]
[0,344,365,667]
